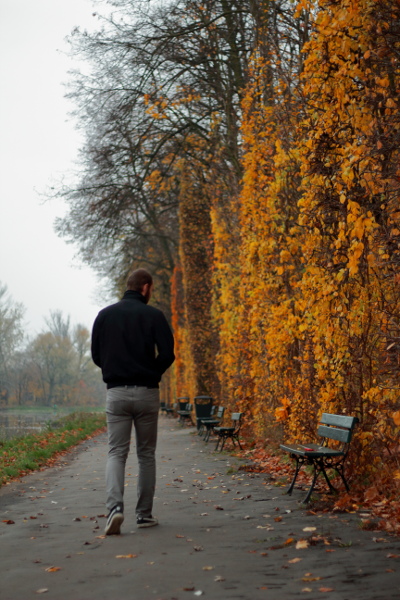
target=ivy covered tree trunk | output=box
[177,163,220,399]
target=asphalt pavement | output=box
[1,414,400,600]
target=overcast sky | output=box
[0,0,113,338]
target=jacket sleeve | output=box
[91,315,102,368]
[154,312,175,375]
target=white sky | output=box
[0,0,113,338]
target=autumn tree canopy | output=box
[58,0,400,495]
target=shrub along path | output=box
[1,415,400,600]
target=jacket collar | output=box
[122,290,146,303]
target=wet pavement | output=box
[1,415,400,600]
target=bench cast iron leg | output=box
[287,455,302,496]
[335,463,350,492]
[319,460,337,494]
[233,434,243,450]
[303,461,320,503]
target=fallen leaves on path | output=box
[115,554,138,559]
[45,567,61,572]
[235,444,400,534]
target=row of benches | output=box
[161,398,358,503]
[160,397,243,452]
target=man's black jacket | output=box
[91,290,175,389]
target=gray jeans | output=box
[105,386,160,518]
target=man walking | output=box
[91,268,175,535]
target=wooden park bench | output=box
[177,402,193,425]
[200,406,225,442]
[214,412,243,451]
[198,405,216,436]
[193,395,213,431]
[280,413,359,503]
[164,402,177,417]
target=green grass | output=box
[0,412,106,486]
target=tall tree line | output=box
[0,286,103,407]
[56,0,260,303]
[57,0,400,496]
[56,0,289,397]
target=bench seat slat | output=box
[280,443,344,458]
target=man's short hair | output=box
[126,268,153,292]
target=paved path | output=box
[1,416,400,600]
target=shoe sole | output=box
[137,520,158,528]
[105,513,124,535]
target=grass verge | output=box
[0,412,106,486]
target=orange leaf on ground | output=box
[284,537,295,545]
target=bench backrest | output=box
[209,405,217,417]
[217,406,225,419]
[230,412,243,431]
[194,395,213,405]
[318,413,359,444]
[178,397,190,411]
[194,397,213,419]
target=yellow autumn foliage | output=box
[168,0,400,489]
